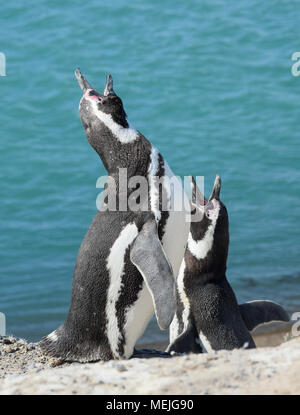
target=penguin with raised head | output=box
[40,70,190,362]
[168,175,289,353]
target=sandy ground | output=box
[0,323,299,395]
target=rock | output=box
[115,364,127,372]
[2,338,13,345]
[49,358,64,368]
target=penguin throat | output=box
[188,203,220,260]
[91,101,138,144]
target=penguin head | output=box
[75,69,134,170]
[189,174,229,275]
[75,69,127,127]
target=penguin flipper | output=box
[239,300,290,331]
[130,218,175,330]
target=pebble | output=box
[115,364,127,372]
[49,357,64,368]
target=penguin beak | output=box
[208,174,221,202]
[103,74,116,96]
[75,68,93,92]
[75,69,116,99]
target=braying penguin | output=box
[40,70,190,362]
[168,175,290,353]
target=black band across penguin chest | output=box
[156,154,170,240]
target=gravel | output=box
[0,334,299,395]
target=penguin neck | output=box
[187,232,229,282]
[89,123,153,176]
[112,145,166,207]
[198,267,227,283]
[98,138,166,213]
[193,249,227,280]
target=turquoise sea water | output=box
[0,1,299,344]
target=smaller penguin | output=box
[168,175,290,354]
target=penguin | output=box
[167,175,290,353]
[40,70,190,362]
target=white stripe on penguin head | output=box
[91,101,138,144]
[187,203,220,260]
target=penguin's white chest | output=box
[105,223,154,359]
[122,282,154,358]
